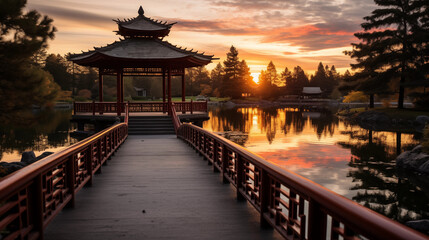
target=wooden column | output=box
[116,70,121,116]
[98,68,103,102]
[121,71,124,103]
[168,67,172,115]
[162,68,166,113]
[182,68,186,113]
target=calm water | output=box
[0,110,78,162]
[203,106,429,224]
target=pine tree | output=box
[0,0,59,112]
[238,60,252,95]
[346,0,425,109]
[210,63,224,97]
[222,46,242,98]
[266,61,279,87]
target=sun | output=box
[250,73,260,84]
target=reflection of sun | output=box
[250,73,260,84]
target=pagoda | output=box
[69,6,216,114]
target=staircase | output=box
[128,116,175,135]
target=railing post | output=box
[260,169,271,228]
[308,200,327,240]
[73,101,76,115]
[221,144,229,184]
[66,156,76,208]
[213,140,219,172]
[236,155,245,201]
[32,174,44,239]
[87,144,94,186]
[205,99,208,112]
[92,100,96,116]
[190,99,193,114]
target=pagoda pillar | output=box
[116,70,121,116]
[120,72,124,103]
[182,68,185,113]
[162,68,166,113]
[98,68,103,102]
[168,67,172,115]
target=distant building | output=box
[134,87,147,97]
[302,87,322,98]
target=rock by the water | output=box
[0,151,55,178]
[415,115,429,126]
[357,111,390,123]
[406,219,429,234]
[21,151,36,164]
[36,152,53,161]
[396,145,429,174]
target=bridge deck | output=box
[45,135,282,240]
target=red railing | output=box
[176,123,428,240]
[73,101,208,115]
[170,103,181,134]
[0,105,129,240]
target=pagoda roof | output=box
[69,38,216,69]
[114,6,176,38]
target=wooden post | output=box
[98,68,103,102]
[73,101,76,115]
[66,156,76,208]
[236,155,245,201]
[92,100,95,116]
[221,144,229,184]
[116,70,121,116]
[162,68,166,113]
[190,99,193,114]
[168,67,172,115]
[182,68,186,113]
[260,169,271,227]
[120,72,124,103]
[32,174,44,239]
[308,200,327,239]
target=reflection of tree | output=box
[338,128,428,223]
[0,110,76,161]
[283,110,306,134]
[309,111,339,138]
[209,107,250,132]
[260,108,278,144]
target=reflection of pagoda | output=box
[69,6,216,111]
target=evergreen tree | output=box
[210,63,224,97]
[222,46,242,98]
[280,67,293,87]
[266,61,279,87]
[0,0,59,112]
[44,54,73,91]
[346,0,425,109]
[290,66,309,94]
[238,60,253,95]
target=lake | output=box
[0,109,78,162]
[203,106,429,225]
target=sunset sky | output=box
[27,0,377,75]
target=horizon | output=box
[27,0,376,75]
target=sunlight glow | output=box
[250,73,260,84]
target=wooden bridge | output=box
[0,104,427,240]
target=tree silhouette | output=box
[346,0,428,109]
[0,0,59,112]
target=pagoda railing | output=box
[73,101,207,115]
[0,105,129,240]
[176,123,428,240]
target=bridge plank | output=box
[44,135,282,240]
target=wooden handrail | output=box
[170,103,181,134]
[177,123,428,240]
[73,101,207,114]
[0,105,129,239]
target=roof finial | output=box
[138,6,144,16]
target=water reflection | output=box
[203,106,428,225]
[0,110,78,162]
